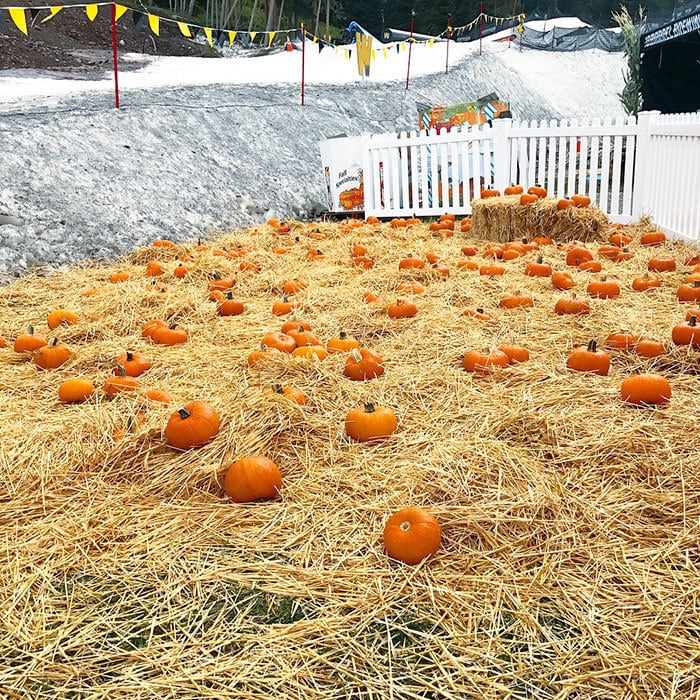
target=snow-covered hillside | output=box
[0,19,625,279]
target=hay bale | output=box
[471,195,610,243]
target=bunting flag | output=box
[177,21,191,37]
[9,7,28,35]
[85,4,98,21]
[355,32,372,77]
[148,14,159,36]
[382,48,387,58]
[268,31,275,46]
[114,4,128,21]
[228,31,236,46]
[41,6,63,22]
[250,31,257,42]
[203,27,213,46]
[371,49,376,60]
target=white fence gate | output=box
[358,110,700,241]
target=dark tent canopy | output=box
[641,6,700,113]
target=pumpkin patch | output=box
[1,214,698,699]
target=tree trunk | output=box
[276,0,285,32]
[313,0,321,37]
[248,0,259,32]
[325,0,330,40]
[265,0,277,32]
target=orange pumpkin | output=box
[383,507,441,565]
[463,348,510,374]
[621,374,671,405]
[388,299,418,319]
[264,384,306,405]
[223,456,282,503]
[165,401,220,450]
[13,326,48,354]
[345,403,398,442]
[47,309,78,330]
[32,339,71,370]
[58,378,95,403]
[344,347,384,381]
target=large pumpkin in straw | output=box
[383,507,441,565]
[165,401,220,450]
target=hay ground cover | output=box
[1,213,699,699]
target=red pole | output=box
[445,14,451,74]
[405,10,415,91]
[479,3,483,56]
[111,3,120,108]
[301,23,305,106]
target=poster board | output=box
[319,135,365,212]
[417,94,511,131]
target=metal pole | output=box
[111,3,120,109]
[510,0,516,47]
[445,13,451,74]
[301,23,305,106]
[479,3,483,56]
[519,4,524,52]
[405,10,415,91]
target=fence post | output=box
[492,118,512,194]
[632,110,660,219]
[360,133,374,218]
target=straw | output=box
[0,216,699,698]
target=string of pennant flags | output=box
[0,2,525,51]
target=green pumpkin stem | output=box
[126,351,134,361]
[587,340,597,352]
[690,316,697,327]
[177,407,191,420]
[339,331,348,339]
[364,402,375,413]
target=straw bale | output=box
[471,195,611,243]
[1,216,700,698]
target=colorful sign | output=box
[417,94,510,131]
[319,135,365,212]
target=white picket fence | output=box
[359,110,700,240]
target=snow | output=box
[0,18,626,280]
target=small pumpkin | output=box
[463,307,491,321]
[292,344,328,360]
[388,299,418,319]
[264,384,306,405]
[677,280,700,303]
[151,323,188,346]
[239,260,262,272]
[397,280,425,295]
[634,339,666,358]
[671,315,700,347]
[110,271,132,283]
[113,351,151,377]
[578,260,602,273]
[587,278,620,299]
[327,331,360,353]
[498,292,534,309]
[13,326,48,354]
[479,264,505,276]
[345,403,397,442]
[398,255,425,270]
[632,273,661,292]
[648,256,676,273]
[32,339,72,370]
[217,293,245,317]
[248,345,281,367]
[223,456,282,503]
[571,193,591,207]
[527,184,547,198]
[566,246,593,267]
[146,261,165,277]
[104,366,140,397]
[344,347,384,381]
[640,230,666,246]
[550,271,574,290]
[610,232,632,246]
[524,256,552,278]
[207,272,235,292]
[287,326,322,348]
[557,198,574,210]
[461,245,477,256]
[141,389,174,405]
[621,374,671,405]
[480,188,501,198]
[554,294,590,316]
[499,344,529,364]
[58,378,95,403]
[261,331,296,354]
[463,348,510,374]
[605,332,640,350]
[519,193,539,205]
[173,264,189,279]
[504,184,524,195]
[353,255,374,270]
[383,507,441,565]
[272,296,298,316]
[566,340,610,376]
[280,318,312,334]
[165,401,220,450]
[283,278,308,295]
[47,309,79,330]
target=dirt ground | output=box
[0,0,212,75]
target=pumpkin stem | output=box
[339,331,347,339]
[126,351,134,361]
[49,338,58,347]
[364,402,375,413]
[114,364,126,377]
[694,281,700,288]
[177,407,191,420]
[273,384,284,394]
[212,271,221,280]
[476,308,484,313]
[537,255,543,264]
[350,348,363,362]
[399,520,411,532]
[690,316,697,327]
[226,292,233,299]
[587,340,597,352]
[27,325,34,335]
[169,323,178,330]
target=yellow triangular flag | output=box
[148,14,160,36]
[114,4,128,20]
[41,6,63,22]
[85,4,98,21]
[9,8,28,35]
[268,31,275,45]
[401,42,407,51]
[204,27,213,46]
[228,31,236,46]
[344,49,349,60]
[382,48,387,58]
[177,21,191,37]
[312,35,317,42]
[428,38,434,46]
[371,49,376,60]
[250,31,257,41]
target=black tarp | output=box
[519,25,624,51]
[641,7,700,113]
